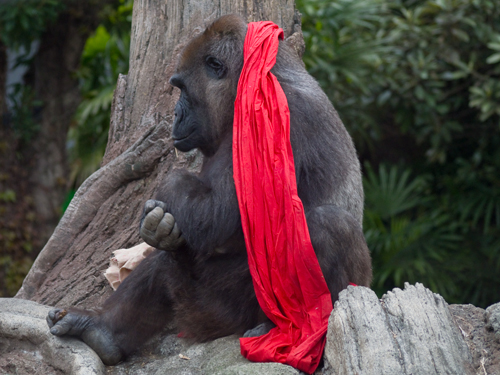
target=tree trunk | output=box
[28,0,115,246]
[16,0,302,309]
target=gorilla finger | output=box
[170,222,183,241]
[140,228,159,248]
[142,207,165,231]
[163,212,175,227]
[158,223,185,249]
[144,199,168,214]
[155,200,168,212]
[156,213,175,237]
[158,224,185,249]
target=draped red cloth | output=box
[233,21,333,374]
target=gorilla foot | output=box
[243,321,275,338]
[47,308,123,366]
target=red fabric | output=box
[233,21,333,374]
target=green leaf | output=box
[486,53,500,64]
[0,189,16,202]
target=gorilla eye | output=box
[205,56,227,79]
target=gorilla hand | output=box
[140,199,185,250]
[47,308,122,366]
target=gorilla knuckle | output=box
[144,199,157,213]
[144,199,167,214]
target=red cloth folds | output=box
[233,21,333,374]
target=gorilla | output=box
[47,14,372,366]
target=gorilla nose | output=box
[169,74,183,88]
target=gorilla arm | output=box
[142,136,243,257]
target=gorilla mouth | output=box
[172,127,194,141]
[173,134,189,141]
[172,131,195,151]
[172,132,193,143]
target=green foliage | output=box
[0,256,33,296]
[0,0,65,51]
[299,0,500,306]
[7,84,42,142]
[300,0,389,151]
[363,164,463,300]
[0,189,16,203]
[68,0,132,187]
[376,0,500,165]
[364,164,427,218]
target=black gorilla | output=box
[47,14,372,365]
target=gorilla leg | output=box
[47,250,174,365]
[306,205,372,302]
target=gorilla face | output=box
[169,19,246,156]
[169,73,208,153]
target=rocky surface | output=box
[0,298,104,375]
[1,284,499,375]
[106,333,300,375]
[325,284,472,375]
[452,301,500,375]
[0,298,299,375]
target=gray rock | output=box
[450,303,500,375]
[215,362,300,375]
[324,283,474,375]
[108,333,299,375]
[124,335,245,375]
[486,302,500,341]
[3,285,500,375]
[0,298,105,375]
[0,298,297,375]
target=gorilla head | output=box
[169,15,246,156]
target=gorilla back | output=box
[47,14,372,366]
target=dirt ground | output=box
[450,304,500,375]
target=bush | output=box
[298,0,500,307]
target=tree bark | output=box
[16,0,302,309]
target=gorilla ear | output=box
[205,56,227,79]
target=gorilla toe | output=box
[243,321,275,338]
